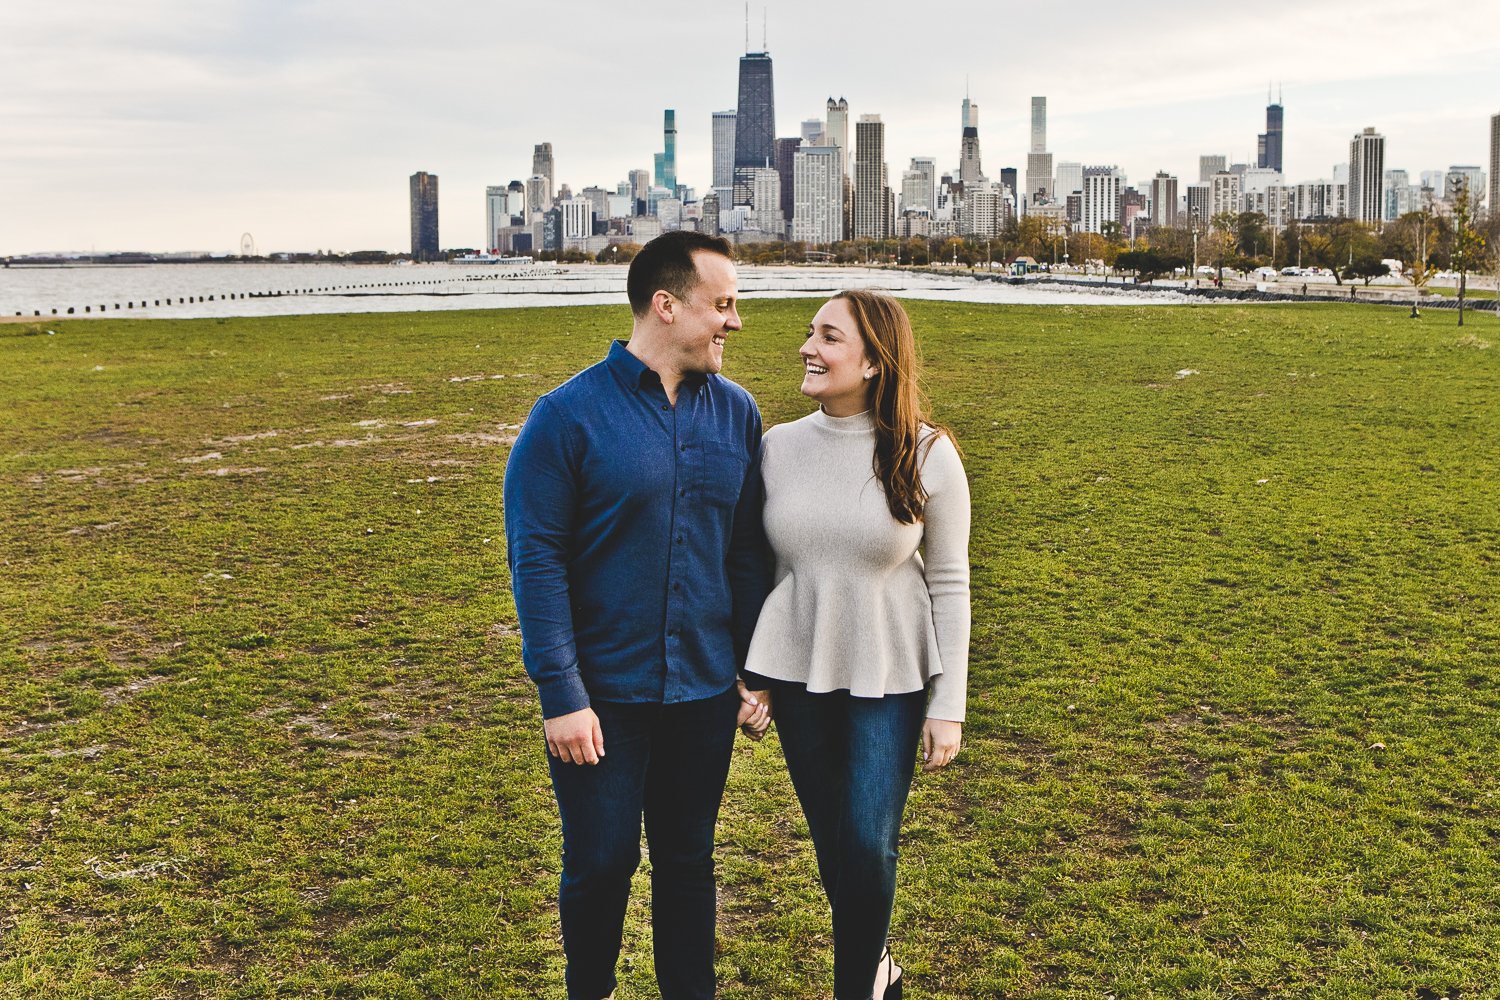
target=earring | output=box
[863,372,875,381]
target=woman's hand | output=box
[737,681,772,741]
[921,719,962,772]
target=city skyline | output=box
[2,0,1498,255]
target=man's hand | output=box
[921,718,962,772]
[544,707,605,765]
[736,681,772,741]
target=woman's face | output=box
[800,297,876,417]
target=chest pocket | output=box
[697,439,748,509]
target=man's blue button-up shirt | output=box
[503,340,768,719]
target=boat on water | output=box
[448,253,537,266]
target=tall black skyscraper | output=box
[733,50,775,205]
[409,171,438,261]
[1258,98,1284,173]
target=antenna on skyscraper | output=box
[762,7,767,50]
[745,3,749,52]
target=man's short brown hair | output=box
[626,231,734,317]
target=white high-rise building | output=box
[1210,171,1242,220]
[1081,166,1122,234]
[1444,166,1486,207]
[792,145,844,244]
[901,157,936,214]
[854,115,889,239]
[1054,161,1082,201]
[712,111,737,191]
[1348,127,1386,222]
[826,98,850,166]
[561,196,593,240]
[750,167,784,235]
[486,186,511,252]
[960,179,1009,238]
[1025,96,1053,204]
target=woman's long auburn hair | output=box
[834,289,957,524]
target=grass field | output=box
[2,300,1497,998]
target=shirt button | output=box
[675,535,684,544]
[672,581,682,591]
[660,404,668,411]
[680,443,687,452]
[679,487,687,497]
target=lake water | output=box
[1,262,1190,320]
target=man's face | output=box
[670,251,741,376]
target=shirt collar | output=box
[605,339,657,393]
[606,339,708,395]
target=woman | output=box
[744,290,971,999]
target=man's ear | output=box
[652,290,676,324]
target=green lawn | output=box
[2,301,1496,998]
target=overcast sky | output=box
[3,0,1497,255]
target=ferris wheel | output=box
[240,233,256,257]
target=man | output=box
[504,231,771,1000]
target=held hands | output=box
[544,706,606,765]
[921,718,962,772]
[736,680,772,741]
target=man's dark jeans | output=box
[546,685,740,1000]
[772,682,927,1000]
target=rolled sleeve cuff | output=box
[537,666,591,719]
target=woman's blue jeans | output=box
[772,682,927,1000]
[546,686,740,1000]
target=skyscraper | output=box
[902,156,936,214]
[1150,171,1179,228]
[1081,166,1121,234]
[628,169,650,214]
[792,145,844,244]
[1054,162,1083,200]
[1199,155,1227,183]
[854,114,889,239]
[654,110,678,192]
[1210,171,1242,220]
[712,111,737,191]
[409,171,438,261]
[532,143,554,205]
[1348,127,1385,222]
[1025,97,1052,204]
[486,185,509,252]
[959,98,982,188]
[526,176,549,220]
[1258,97,1284,173]
[825,98,849,164]
[1491,113,1500,220]
[774,137,801,232]
[733,50,776,204]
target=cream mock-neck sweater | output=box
[744,408,971,721]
